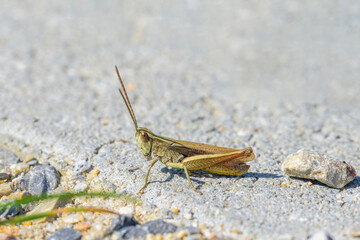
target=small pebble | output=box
[282,149,357,188]
[351,230,360,238]
[171,207,179,214]
[74,182,88,192]
[46,223,56,233]
[26,159,39,166]
[155,233,164,240]
[208,232,217,239]
[126,83,136,91]
[0,183,13,197]
[24,154,35,163]
[73,222,91,232]
[145,233,156,240]
[229,228,242,234]
[176,230,188,239]
[183,211,193,220]
[142,219,177,234]
[119,206,133,215]
[101,118,109,126]
[26,197,59,224]
[20,163,61,195]
[110,215,138,232]
[308,230,333,240]
[10,163,29,175]
[45,228,82,240]
[349,225,360,237]
[63,213,84,224]
[89,169,100,176]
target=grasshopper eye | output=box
[140,131,149,142]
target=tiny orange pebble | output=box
[176,230,188,239]
[209,232,217,239]
[101,118,109,126]
[171,207,179,214]
[145,233,156,240]
[126,83,136,91]
[74,222,91,231]
[230,228,242,234]
[155,233,164,240]
[280,183,287,187]
[22,221,32,226]
[90,169,100,175]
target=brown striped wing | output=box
[168,139,253,156]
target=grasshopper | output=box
[115,66,255,194]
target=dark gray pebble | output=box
[110,215,139,232]
[26,159,39,166]
[45,228,81,240]
[114,225,149,240]
[142,219,177,234]
[20,163,60,195]
[0,199,20,219]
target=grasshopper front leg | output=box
[138,157,159,195]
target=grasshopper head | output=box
[135,127,153,157]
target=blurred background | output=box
[1,0,360,115]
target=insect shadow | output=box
[149,167,282,190]
[150,168,206,189]
[243,172,282,179]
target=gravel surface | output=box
[1,1,360,239]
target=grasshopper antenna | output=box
[115,65,138,130]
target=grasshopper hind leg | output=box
[138,157,159,195]
[183,166,203,195]
[165,162,203,195]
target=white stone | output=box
[74,182,88,192]
[119,206,133,215]
[282,149,357,188]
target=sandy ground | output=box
[1,1,360,239]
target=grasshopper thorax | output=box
[135,127,153,157]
